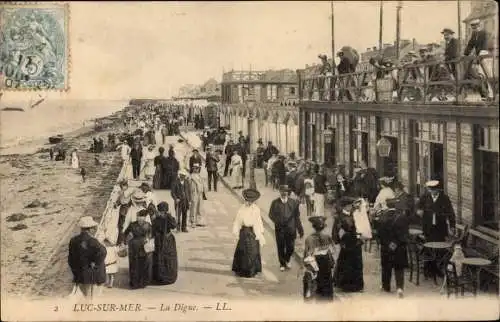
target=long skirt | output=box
[334,242,364,292]
[144,159,155,178]
[128,238,152,289]
[231,166,242,187]
[313,193,325,217]
[152,233,178,285]
[152,165,163,189]
[232,226,262,278]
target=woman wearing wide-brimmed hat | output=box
[124,209,153,289]
[151,202,178,285]
[142,145,156,181]
[332,198,364,293]
[121,189,153,240]
[231,188,265,278]
[303,215,335,301]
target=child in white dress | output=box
[103,238,118,288]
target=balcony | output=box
[298,54,499,106]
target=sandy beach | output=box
[0,111,127,299]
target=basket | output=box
[117,245,128,257]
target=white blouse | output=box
[232,203,266,246]
[374,187,395,211]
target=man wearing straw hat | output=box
[269,185,304,271]
[68,216,107,299]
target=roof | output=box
[463,1,497,21]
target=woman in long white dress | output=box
[143,145,156,181]
[230,150,243,189]
[232,188,265,278]
[71,149,79,169]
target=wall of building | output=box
[299,107,499,239]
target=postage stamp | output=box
[0,3,69,91]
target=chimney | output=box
[412,38,416,49]
[367,48,371,52]
[372,46,377,51]
[383,43,392,49]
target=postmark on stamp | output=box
[0,3,69,91]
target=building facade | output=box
[219,69,300,154]
[297,54,499,252]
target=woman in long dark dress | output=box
[162,147,179,189]
[231,189,265,278]
[332,200,364,292]
[153,147,166,189]
[303,215,335,301]
[125,209,152,289]
[152,202,178,285]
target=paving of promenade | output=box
[178,130,483,300]
[99,129,485,303]
[103,132,305,302]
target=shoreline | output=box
[0,109,127,298]
[0,110,124,157]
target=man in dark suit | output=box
[463,19,490,98]
[205,145,219,191]
[171,169,192,232]
[68,216,107,298]
[417,180,456,278]
[378,198,410,298]
[441,28,459,78]
[189,149,203,174]
[223,139,235,177]
[268,185,304,271]
[464,19,489,56]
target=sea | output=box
[0,99,129,151]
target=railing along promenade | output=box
[298,54,499,105]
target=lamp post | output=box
[247,101,257,190]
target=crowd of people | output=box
[313,19,495,102]
[67,102,465,303]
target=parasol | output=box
[340,46,360,66]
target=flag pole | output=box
[457,0,462,54]
[379,0,384,54]
[331,1,336,69]
[396,1,402,60]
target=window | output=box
[381,118,400,137]
[418,121,444,142]
[475,125,499,231]
[267,84,277,101]
[353,116,368,132]
[290,87,296,95]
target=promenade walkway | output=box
[179,130,476,299]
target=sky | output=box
[3,0,477,101]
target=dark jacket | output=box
[189,155,203,173]
[314,174,328,194]
[205,152,219,171]
[269,197,304,237]
[464,29,489,56]
[68,232,107,284]
[171,177,191,209]
[130,146,143,161]
[418,192,456,242]
[444,37,459,61]
[378,208,409,269]
[263,145,279,162]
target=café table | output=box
[423,242,453,290]
[462,257,492,295]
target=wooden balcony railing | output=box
[298,54,499,105]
